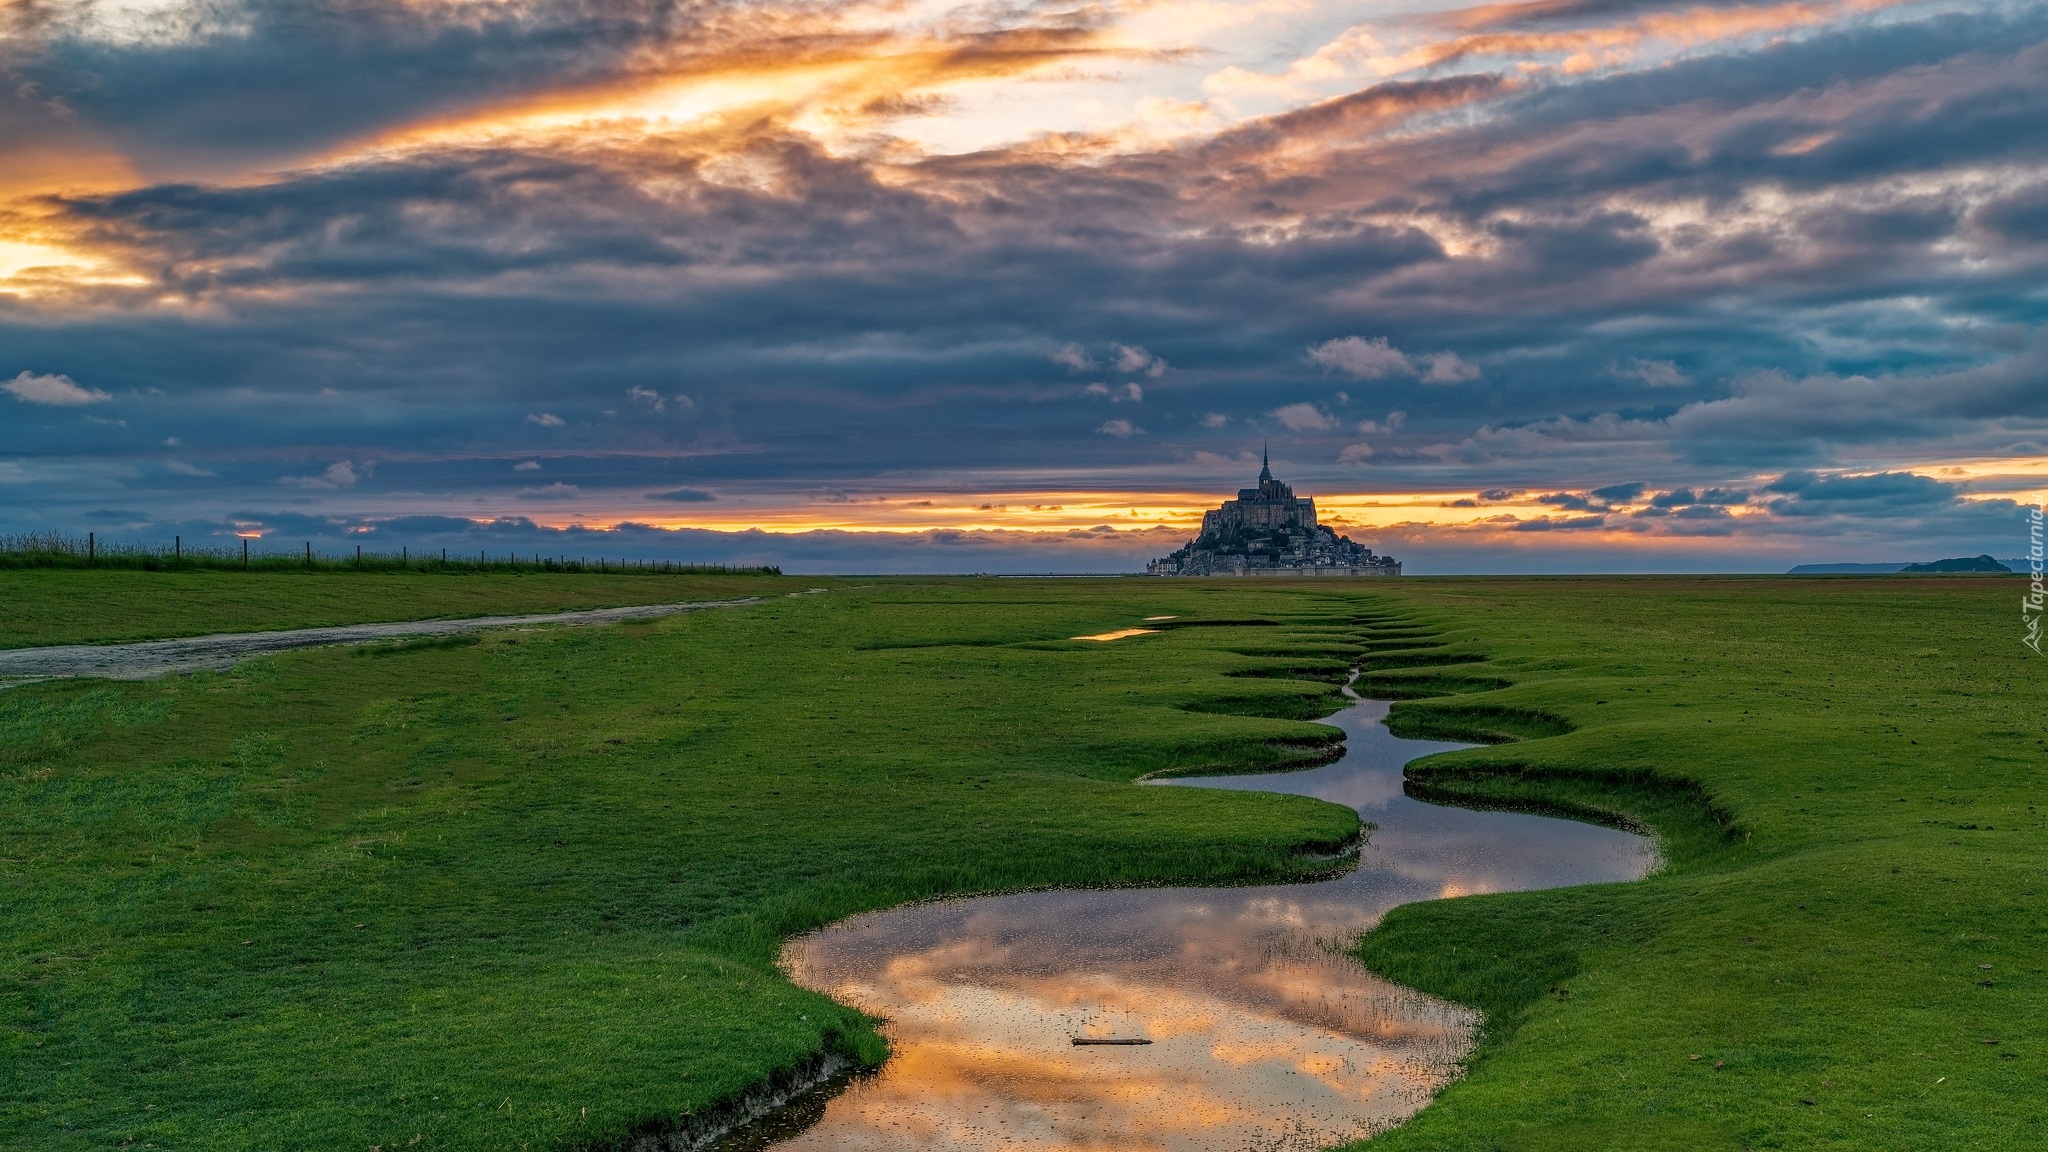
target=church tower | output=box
[1149,452,1398,575]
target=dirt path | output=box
[0,596,778,684]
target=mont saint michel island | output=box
[1149,454,1401,577]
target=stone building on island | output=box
[1147,452,1401,577]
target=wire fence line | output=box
[0,532,780,576]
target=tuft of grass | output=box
[1353,671,1514,698]
[1386,699,1576,743]
[1356,893,1592,1054]
[1222,660,1355,684]
[1356,650,1487,672]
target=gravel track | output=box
[0,597,770,685]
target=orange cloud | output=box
[1403,0,1915,74]
[337,21,1121,164]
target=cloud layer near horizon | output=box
[3,0,2045,570]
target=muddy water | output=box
[750,692,1654,1152]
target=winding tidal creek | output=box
[734,689,1654,1152]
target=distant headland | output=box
[1788,555,2015,574]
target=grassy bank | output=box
[7,573,2038,1151]
[1350,577,2044,1151]
[0,569,804,649]
[0,578,1364,1150]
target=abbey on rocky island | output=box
[1147,453,1401,577]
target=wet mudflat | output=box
[0,597,766,684]
[745,693,1654,1152]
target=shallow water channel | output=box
[740,690,1654,1152]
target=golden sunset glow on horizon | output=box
[192,468,2031,555]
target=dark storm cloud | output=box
[1638,481,1753,504]
[1590,482,1647,503]
[1664,338,2048,457]
[4,0,781,172]
[1762,470,1959,516]
[1975,184,2048,244]
[1425,332,2048,489]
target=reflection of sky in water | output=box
[1071,628,1161,642]
[758,697,1654,1152]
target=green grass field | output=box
[0,569,810,649]
[2,572,2040,1150]
[1353,576,2043,1151]
[0,575,1364,1150]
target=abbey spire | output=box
[1146,455,1401,577]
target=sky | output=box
[2,0,2045,573]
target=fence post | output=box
[88,531,95,565]
[243,538,249,569]
[356,544,362,567]
[306,541,312,569]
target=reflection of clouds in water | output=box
[1363,818,1655,896]
[1163,701,1467,813]
[1232,894,1317,929]
[783,894,1476,1150]
[775,964,1470,1152]
[767,698,1652,1152]
[1176,699,1658,897]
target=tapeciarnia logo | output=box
[2027,504,2045,654]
